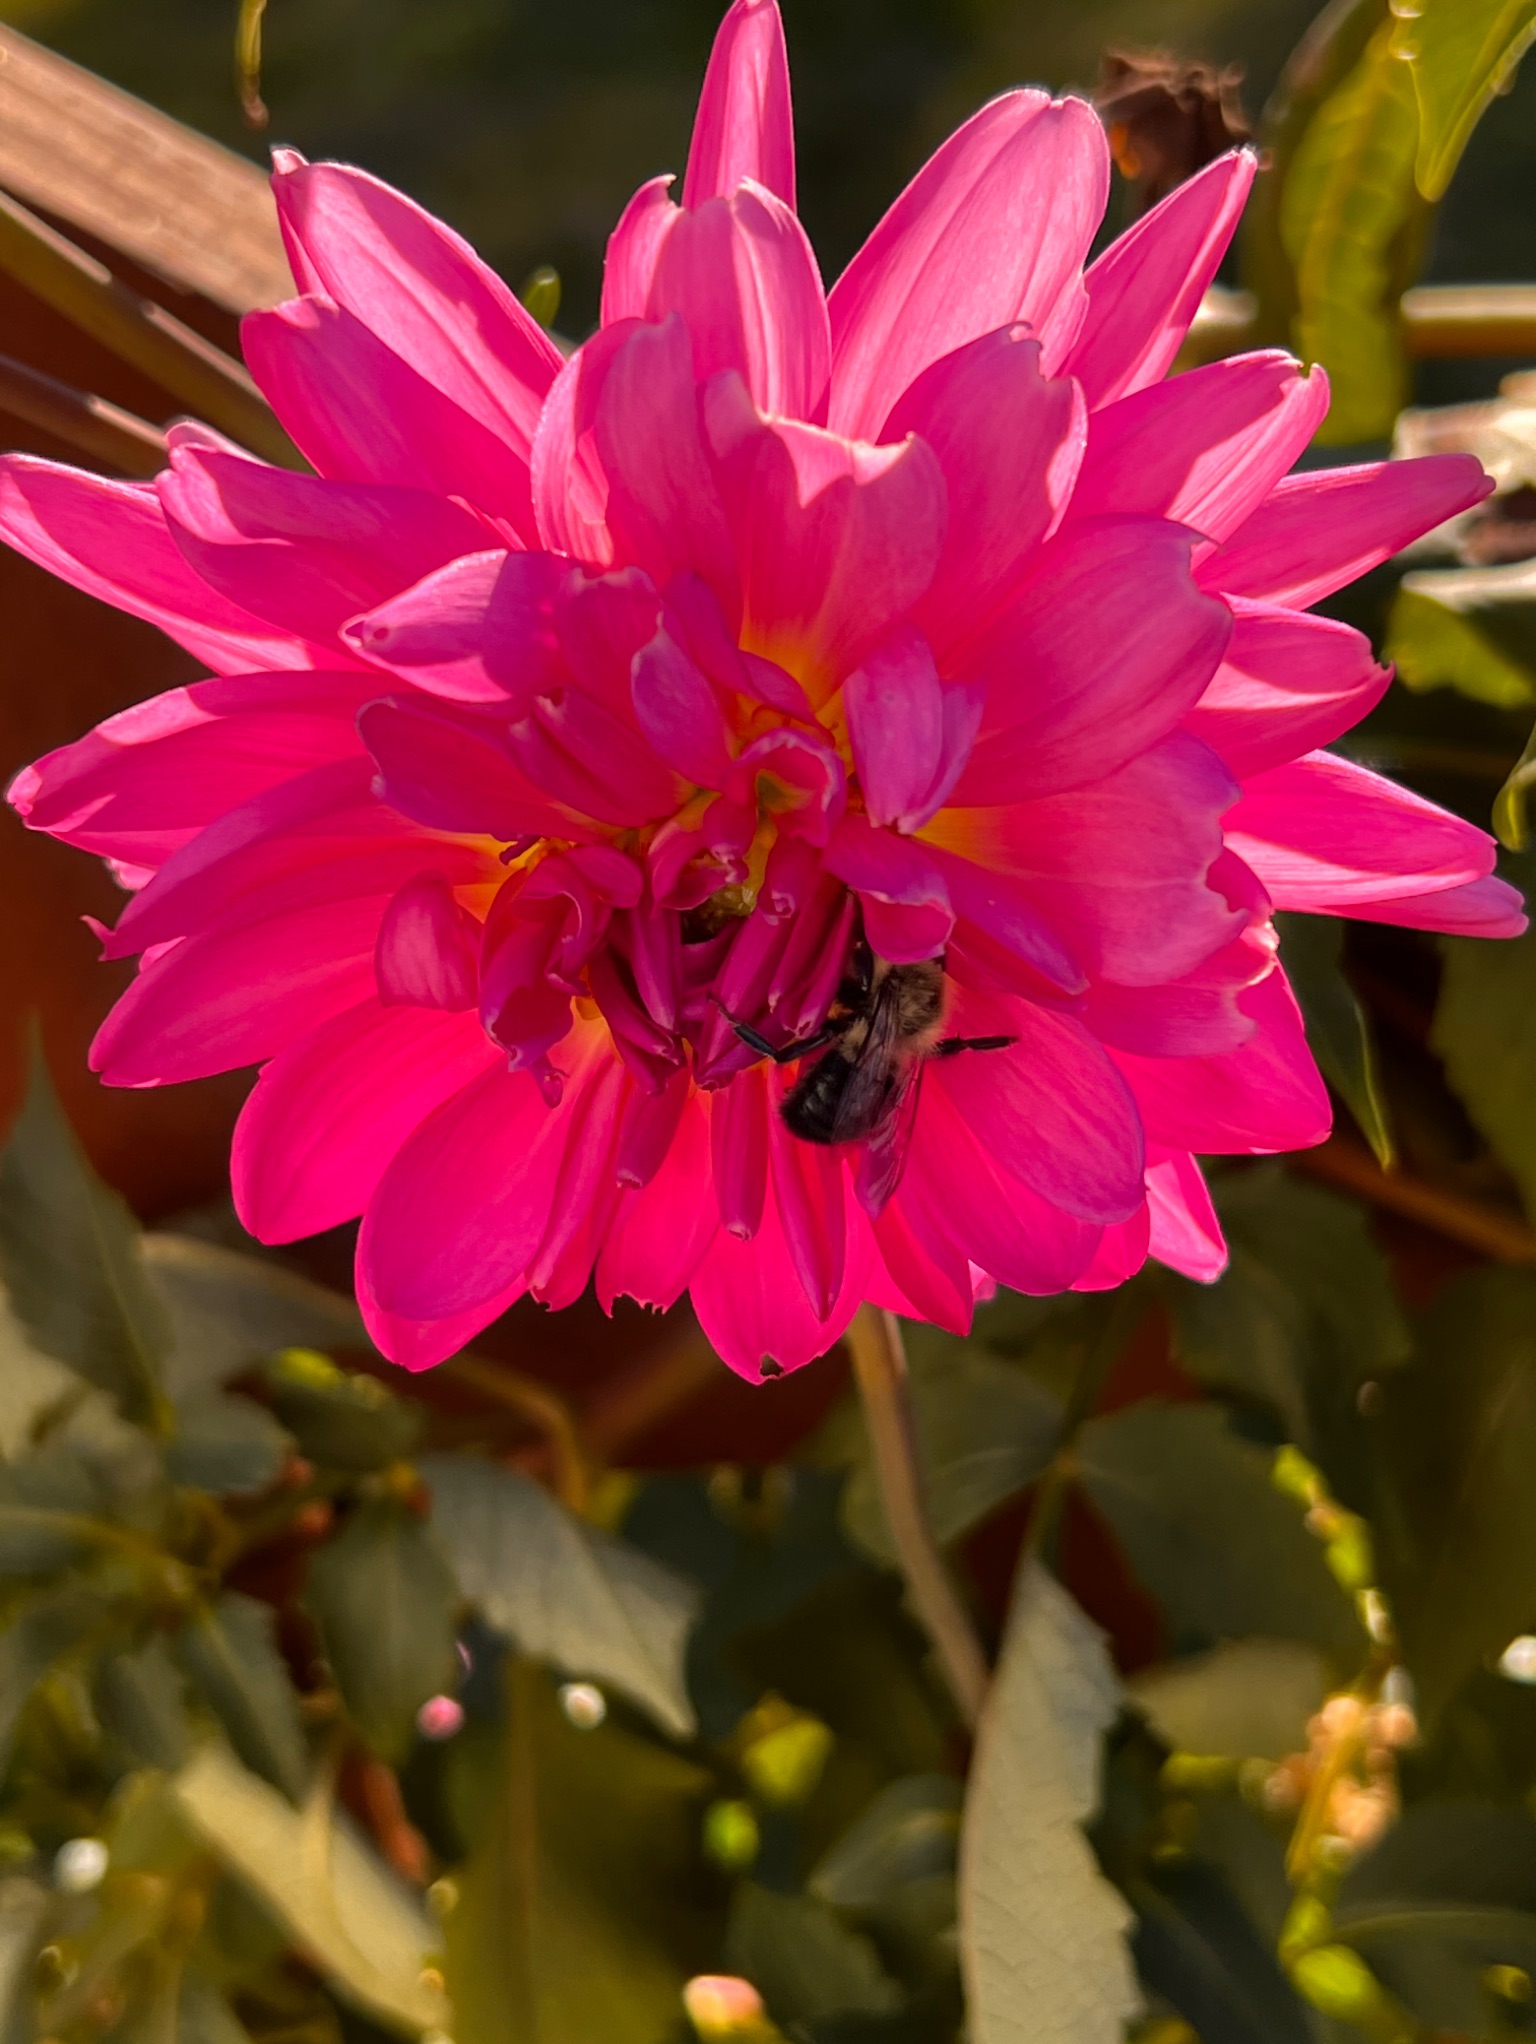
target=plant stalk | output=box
[846,1303,989,1730]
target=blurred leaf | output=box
[0,1292,80,1461]
[1333,1801,1536,2029]
[1279,19,1421,444]
[0,1443,106,1572]
[172,1740,445,2036]
[1392,0,1536,199]
[1495,712,1536,849]
[1077,1402,1363,1656]
[1433,873,1536,1217]
[175,1592,307,1800]
[1388,576,1536,709]
[0,1047,168,1427]
[1165,1167,1409,1497]
[810,1774,961,1911]
[1375,1268,1536,1721]
[724,1884,902,2028]
[262,1349,419,1473]
[422,1455,699,1741]
[1131,1858,1313,2044]
[166,1391,291,1497]
[841,1337,1060,1565]
[306,1499,459,1762]
[0,1584,109,1768]
[1276,913,1394,1165]
[177,1971,252,2044]
[0,1878,48,2044]
[142,1235,367,1400]
[1129,1640,1328,1760]
[95,1637,191,1773]
[958,1562,1139,2044]
[442,1659,714,2044]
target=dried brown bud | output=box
[1094,49,1251,211]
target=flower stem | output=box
[846,1304,990,1731]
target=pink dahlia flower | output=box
[5,0,1522,1377]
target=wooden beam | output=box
[0,24,291,316]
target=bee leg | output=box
[729,1017,839,1065]
[934,1034,1016,1057]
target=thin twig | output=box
[1187,281,1536,363]
[439,1352,591,1512]
[845,1304,990,1731]
[1293,1138,1536,1265]
[0,349,165,474]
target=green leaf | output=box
[1276,913,1394,1166]
[724,1884,903,2028]
[261,1349,419,1473]
[1374,1268,1536,1721]
[0,1585,109,1768]
[1432,869,1536,1217]
[165,1391,290,1498]
[1129,1640,1329,1760]
[1131,1859,1313,2044]
[1278,20,1422,445]
[958,1562,1139,2044]
[1391,0,1536,198]
[0,1047,168,1427]
[0,1291,81,1462]
[1164,1166,1409,1493]
[810,1774,961,1911]
[175,1592,307,1800]
[1388,576,1536,709]
[1333,1801,1536,2029]
[1495,711,1536,850]
[1077,1402,1363,1656]
[0,1878,49,2044]
[95,1637,191,1773]
[841,1335,1061,1564]
[442,1659,715,2044]
[141,1235,367,1400]
[0,1444,107,1573]
[422,1456,699,1741]
[171,1740,446,2037]
[305,1500,459,1763]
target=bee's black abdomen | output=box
[780,1050,850,1144]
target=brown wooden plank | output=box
[0,24,291,314]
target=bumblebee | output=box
[730,937,1013,1204]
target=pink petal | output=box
[682,0,795,210]
[646,184,829,422]
[527,1057,630,1306]
[103,757,489,956]
[271,154,562,470]
[936,858,1085,995]
[1069,352,1330,544]
[357,1257,526,1373]
[705,375,946,703]
[242,295,538,541]
[359,1043,606,1321]
[594,318,741,622]
[358,695,592,841]
[1072,1204,1151,1290]
[1144,1148,1226,1282]
[710,1060,771,1237]
[949,520,1233,801]
[91,895,386,1086]
[823,815,953,962]
[936,986,1146,1224]
[345,551,515,702]
[827,92,1108,441]
[1113,967,1331,1154]
[631,627,736,786]
[232,997,496,1241]
[1083,920,1273,1059]
[866,1198,977,1334]
[597,1092,719,1312]
[767,1111,848,1319]
[844,628,945,831]
[1226,750,1497,911]
[930,732,1244,985]
[900,1078,1103,1293]
[1065,152,1255,409]
[602,177,680,328]
[886,326,1085,646]
[1183,601,1389,778]
[531,319,641,564]
[1197,454,1492,608]
[1352,873,1526,937]
[0,455,323,673]
[6,669,374,867]
[375,871,481,1009]
[157,444,491,649]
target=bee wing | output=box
[827,979,911,1146]
[854,1059,923,1216]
